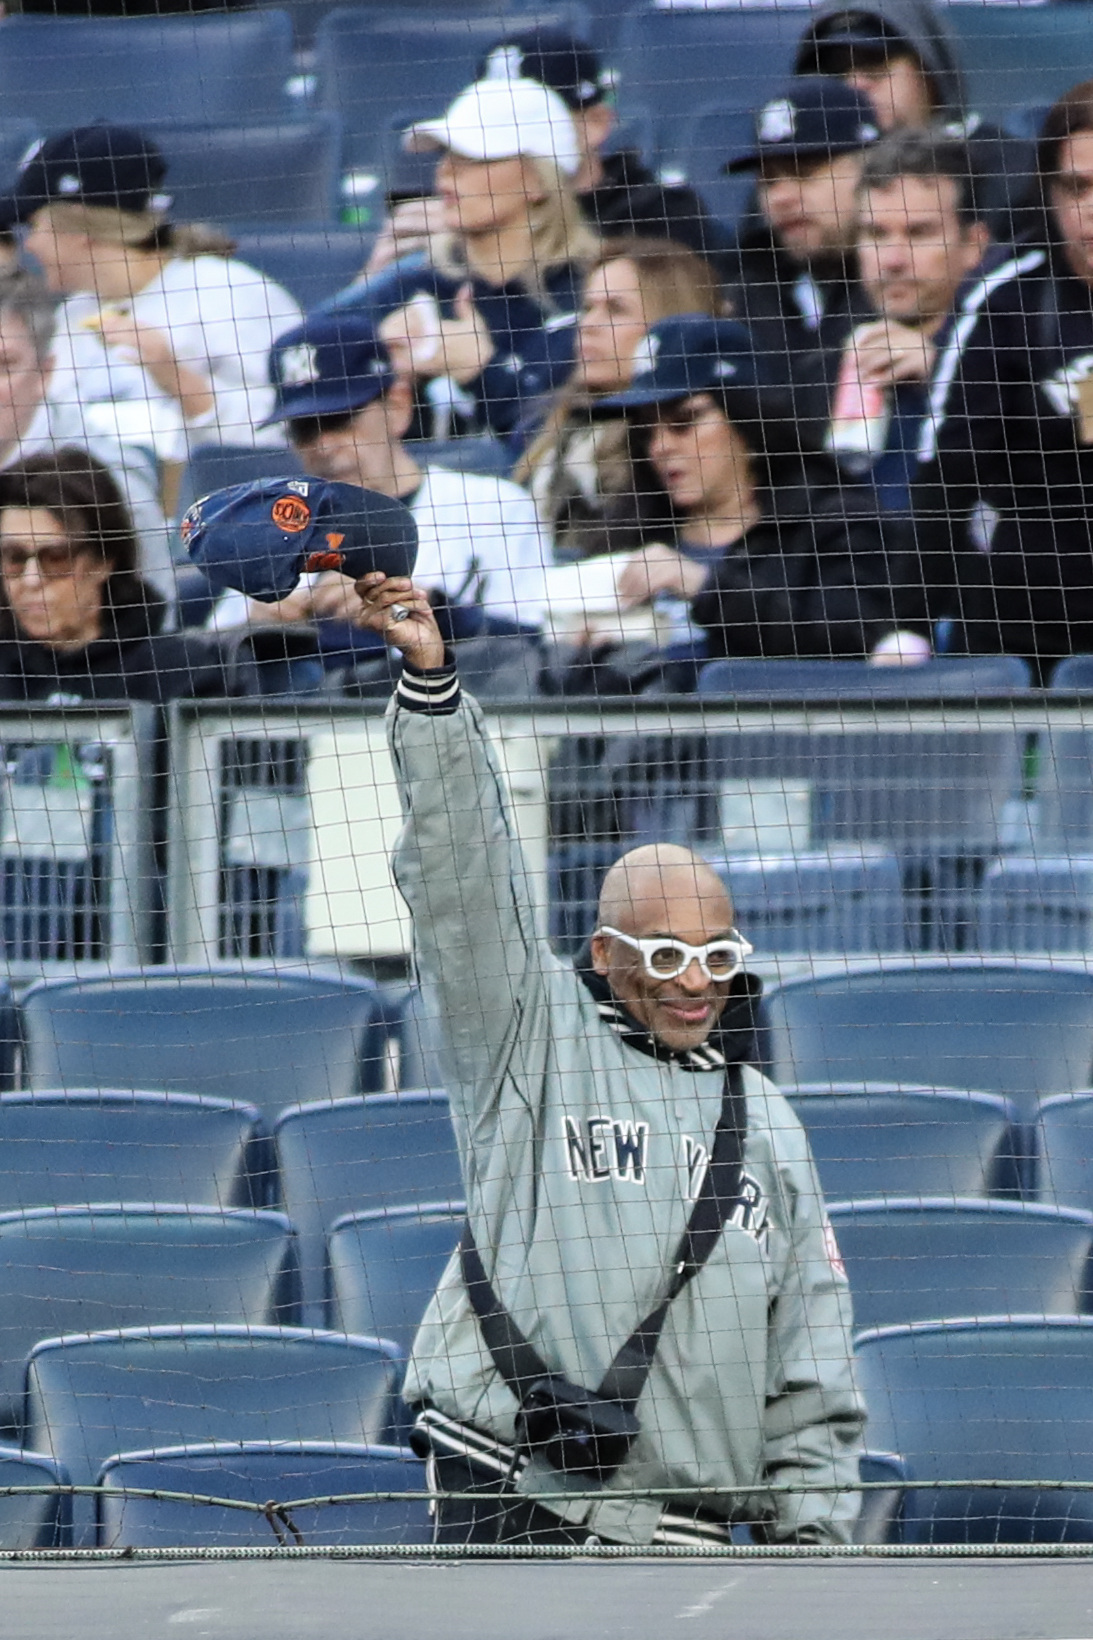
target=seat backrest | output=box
[710,849,906,957]
[151,117,343,227]
[0,12,296,125]
[697,656,1032,698]
[854,1318,1093,1541]
[679,102,757,231]
[393,987,448,1091]
[0,1446,69,1550]
[763,964,1093,1120]
[1036,1094,1093,1212]
[0,1207,300,1418]
[274,1093,460,1316]
[0,1091,270,1213]
[946,5,1093,127]
[786,1089,1022,1202]
[829,1200,1093,1333]
[326,1204,464,1358]
[228,232,373,316]
[25,1325,401,1540]
[96,1441,429,1548]
[21,969,386,1122]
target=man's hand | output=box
[850,319,937,388]
[616,543,709,608]
[355,572,446,670]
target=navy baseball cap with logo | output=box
[724,77,880,173]
[0,124,170,227]
[476,27,614,112]
[264,311,397,427]
[796,11,915,75]
[596,314,769,413]
[183,478,418,603]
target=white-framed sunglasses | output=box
[596,926,753,982]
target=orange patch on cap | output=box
[271,495,312,533]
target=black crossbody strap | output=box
[461,1063,748,1414]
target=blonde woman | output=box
[13,125,301,455]
[331,74,599,449]
[518,235,725,559]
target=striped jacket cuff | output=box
[396,654,461,715]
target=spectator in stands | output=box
[10,125,301,453]
[793,0,1034,243]
[208,310,552,646]
[595,315,910,665]
[0,269,174,599]
[336,76,598,451]
[828,129,989,513]
[721,78,881,442]
[912,78,1093,678]
[0,449,232,703]
[476,28,731,272]
[517,235,725,561]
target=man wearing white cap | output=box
[325,76,600,452]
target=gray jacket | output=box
[389,665,866,1545]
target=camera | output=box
[515,1375,641,1483]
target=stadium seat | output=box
[390,987,447,1092]
[786,1088,1023,1203]
[0,12,297,127]
[1036,1094,1093,1215]
[762,962,1093,1121]
[697,656,1032,697]
[0,986,23,1095]
[20,967,388,1122]
[96,1441,430,1548]
[0,1446,70,1550]
[25,1324,402,1543]
[229,230,374,316]
[0,120,40,193]
[149,117,343,228]
[946,5,1093,131]
[709,849,906,956]
[325,1203,463,1359]
[854,1318,1093,1542]
[315,6,591,169]
[856,1451,910,1546]
[177,445,309,523]
[274,1092,461,1317]
[0,1090,272,1213]
[976,856,1093,956]
[828,1200,1093,1333]
[0,1206,301,1422]
[678,103,758,232]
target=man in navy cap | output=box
[721,77,881,443]
[478,28,731,271]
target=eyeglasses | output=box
[287,410,358,447]
[596,926,753,982]
[0,544,80,579]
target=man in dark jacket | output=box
[721,77,881,443]
[477,28,732,270]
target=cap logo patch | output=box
[271,495,312,533]
[278,343,321,387]
[858,121,880,143]
[484,44,524,81]
[285,480,310,496]
[56,173,82,196]
[304,537,346,572]
[713,358,738,378]
[758,98,796,144]
[16,138,43,174]
[630,331,661,378]
[180,508,198,545]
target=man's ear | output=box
[590,931,610,976]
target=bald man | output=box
[361,573,865,1550]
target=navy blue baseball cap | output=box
[476,28,614,112]
[596,315,769,414]
[724,77,880,173]
[264,311,397,427]
[182,477,418,604]
[0,124,170,227]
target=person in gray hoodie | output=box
[355,568,866,1549]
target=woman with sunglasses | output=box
[0,449,232,703]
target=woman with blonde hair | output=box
[331,74,599,448]
[12,125,301,454]
[517,234,725,559]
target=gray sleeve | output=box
[387,677,547,1093]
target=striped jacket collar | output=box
[576,953,763,1073]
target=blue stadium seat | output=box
[96,1441,430,1548]
[20,968,387,1123]
[315,6,591,169]
[976,856,1093,956]
[0,12,297,127]
[786,1088,1023,1204]
[0,1446,70,1550]
[697,656,1032,697]
[0,986,23,1094]
[229,231,374,316]
[1036,1094,1093,1215]
[854,1318,1093,1542]
[177,445,309,524]
[0,120,40,193]
[25,1324,402,1543]
[391,987,447,1092]
[0,1090,272,1213]
[678,103,758,232]
[0,1206,300,1422]
[149,118,343,228]
[856,1451,910,1546]
[828,1199,1093,1333]
[325,1203,463,1360]
[762,962,1093,1121]
[274,1092,460,1318]
[946,6,1093,131]
[710,849,906,956]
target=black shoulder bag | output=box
[460,1064,747,1484]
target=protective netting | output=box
[0,0,1092,1563]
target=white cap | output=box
[404,76,581,177]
